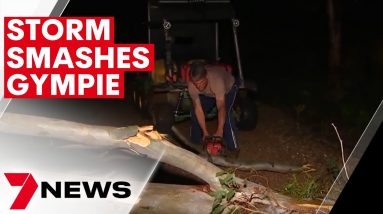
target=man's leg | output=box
[190,95,216,144]
[223,84,239,150]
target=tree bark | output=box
[0,112,222,189]
[131,184,213,214]
[0,113,331,213]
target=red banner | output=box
[4,17,154,98]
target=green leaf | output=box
[218,190,227,199]
[226,168,235,174]
[222,174,234,185]
[212,189,226,200]
[212,198,222,209]
[211,204,225,214]
[208,191,216,197]
[216,171,228,177]
[226,189,236,201]
[219,178,225,185]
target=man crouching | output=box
[188,61,240,156]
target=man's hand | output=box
[202,131,209,142]
[213,129,223,138]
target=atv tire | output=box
[151,103,175,133]
[234,95,257,130]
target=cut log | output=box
[0,112,222,189]
[131,184,213,214]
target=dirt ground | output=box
[173,101,358,200]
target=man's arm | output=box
[215,95,226,137]
[193,98,209,139]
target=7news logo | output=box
[3,173,131,210]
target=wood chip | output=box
[138,125,154,132]
[126,132,151,147]
[145,130,162,140]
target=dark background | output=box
[61,1,382,213]
[60,0,383,132]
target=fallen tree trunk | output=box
[131,184,213,214]
[0,113,331,213]
[0,112,222,189]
